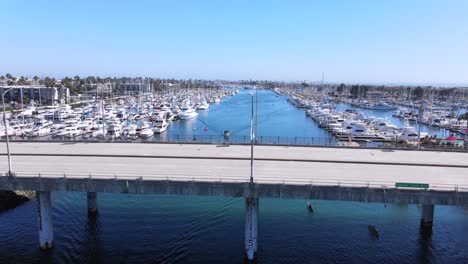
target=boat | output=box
[196,101,210,110]
[136,122,153,138]
[56,126,82,138]
[178,103,199,120]
[152,118,169,133]
[397,123,428,142]
[138,127,154,138]
[107,125,122,139]
[368,225,379,238]
[90,125,107,139]
[364,103,397,111]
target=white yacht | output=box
[77,118,94,133]
[90,125,107,139]
[107,125,122,139]
[398,125,428,142]
[136,122,153,138]
[57,126,82,138]
[25,119,53,137]
[178,108,198,120]
[138,127,154,138]
[178,102,199,120]
[123,123,138,138]
[196,101,209,110]
[29,126,51,137]
[152,118,169,133]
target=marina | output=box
[2,0,468,263]
[1,85,466,151]
[0,83,467,264]
[276,86,467,149]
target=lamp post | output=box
[2,88,14,176]
[465,107,468,152]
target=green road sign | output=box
[395,182,429,189]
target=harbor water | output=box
[0,89,467,263]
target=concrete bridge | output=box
[1,142,468,261]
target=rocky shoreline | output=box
[0,190,35,212]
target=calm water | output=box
[165,89,331,138]
[0,89,467,263]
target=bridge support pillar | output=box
[36,191,53,250]
[87,192,98,215]
[244,197,258,262]
[420,204,434,229]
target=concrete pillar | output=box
[420,204,434,229]
[36,191,53,250]
[244,197,259,261]
[87,192,98,214]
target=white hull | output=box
[179,111,198,120]
[153,124,168,133]
[139,129,154,138]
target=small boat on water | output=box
[368,225,379,238]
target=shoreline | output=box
[0,190,35,212]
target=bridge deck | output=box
[0,142,467,191]
[1,142,467,166]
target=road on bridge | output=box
[0,142,467,190]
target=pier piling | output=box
[244,197,259,262]
[36,191,53,250]
[87,192,98,215]
[420,204,434,229]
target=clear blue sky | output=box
[1,0,467,84]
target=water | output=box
[0,89,467,263]
[166,89,331,138]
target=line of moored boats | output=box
[0,88,238,140]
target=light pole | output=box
[465,106,468,152]
[2,88,14,176]
[417,105,423,150]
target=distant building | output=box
[366,91,385,99]
[0,85,70,105]
[85,83,152,96]
[113,83,152,95]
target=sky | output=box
[1,0,467,84]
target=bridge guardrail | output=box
[6,171,468,193]
[5,134,467,152]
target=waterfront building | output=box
[86,82,153,96]
[0,85,70,105]
[113,83,152,95]
[366,91,386,99]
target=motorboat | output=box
[152,118,169,133]
[196,101,209,110]
[107,125,122,139]
[136,122,152,138]
[178,103,198,120]
[398,125,428,142]
[90,125,107,139]
[178,108,198,120]
[138,127,154,138]
[56,126,83,138]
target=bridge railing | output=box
[7,134,467,152]
[7,171,468,193]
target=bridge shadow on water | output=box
[83,212,103,262]
[418,227,433,264]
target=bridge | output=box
[1,142,468,261]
